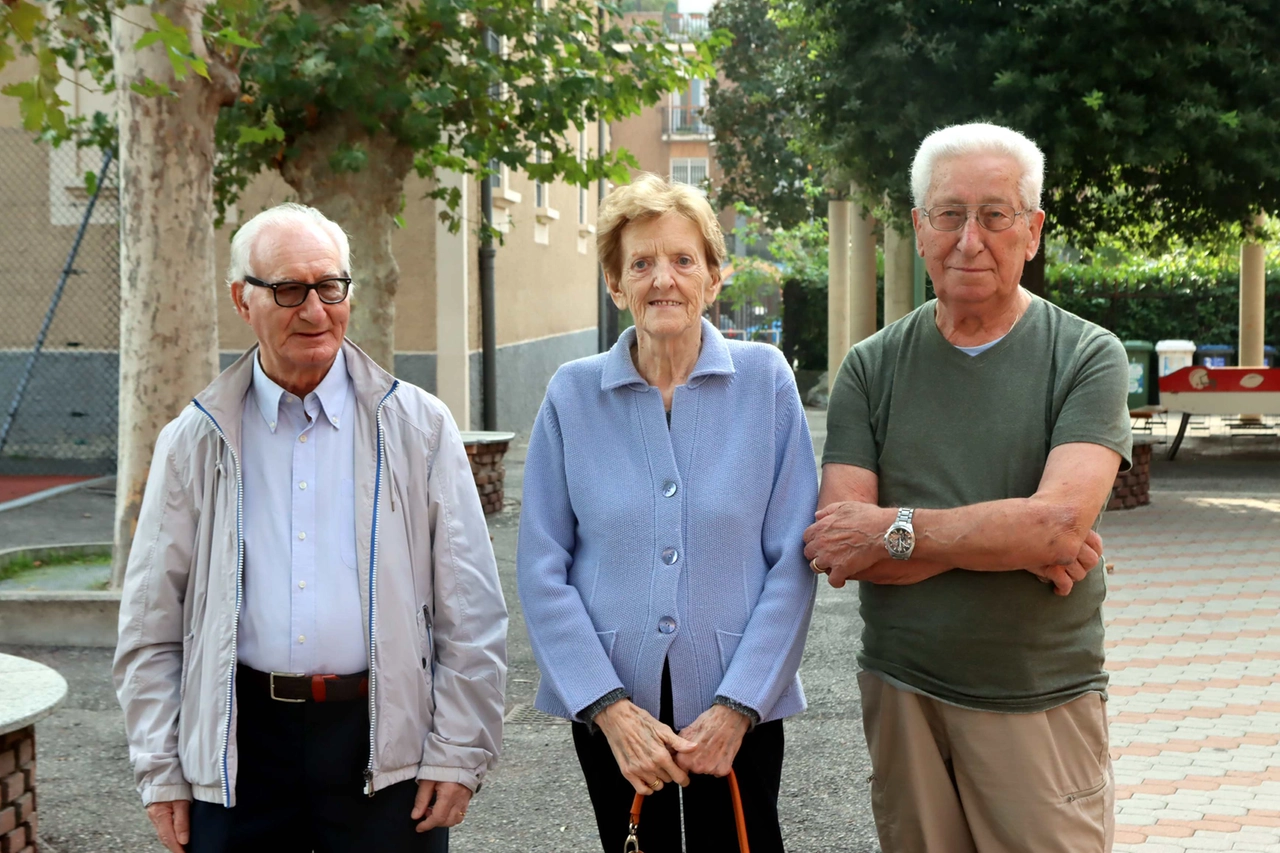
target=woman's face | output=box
[609,212,720,342]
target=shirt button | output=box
[298,580,306,589]
[299,481,307,490]
[658,616,677,635]
[661,548,679,565]
[331,417,339,426]
[297,532,306,541]
[269,421,277,430]
[662,480,678,498]
[299,434,308,443]
[298,634,306,644]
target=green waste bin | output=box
[1122,340,1154,411]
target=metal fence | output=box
[0,129,120,475]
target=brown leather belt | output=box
[240,665,369,703]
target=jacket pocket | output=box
[596,630,617,665]
[340,477,357,569]
[715,629,744,674]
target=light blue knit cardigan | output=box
[516,319,819,730]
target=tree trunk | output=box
[279,123,414,372]
[110,2,237,588]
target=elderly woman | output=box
[517,174,818,852]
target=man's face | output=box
[231,223,349,385]
[911,152,1046,307]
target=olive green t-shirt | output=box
[823,295,1132,713]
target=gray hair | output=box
[226,203,352,287]
[911,123,1045,211]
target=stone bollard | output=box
[0,654,67,853]
[460,431,516,516]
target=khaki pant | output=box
[858,672,1114,853]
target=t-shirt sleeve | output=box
[821,347,880,472]
[1051,332,1134,472]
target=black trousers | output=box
[572,662,786,853]
[187,669,448,853]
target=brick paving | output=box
[1103,490,1280,852]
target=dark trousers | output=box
[187,668,448,853]
[572,662,786,853]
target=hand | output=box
[1028,530,1104,596]
[411,780,473,832]
[145,800,190,853]
[595,699,698,795]
[675,705,750,778]
[804,502,897,588]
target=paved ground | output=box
[3,413,1278,852]
[1104,461,1280,852]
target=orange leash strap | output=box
[624,769,750,853]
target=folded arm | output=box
[805,442,1121,593]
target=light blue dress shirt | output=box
[237,350,365,675]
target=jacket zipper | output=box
[364,381,400,796]
[192,400,244,809]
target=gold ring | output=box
[649,780,662,791]
[810,558,824,574]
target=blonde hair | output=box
[596,173,727,283]
[911,123,1045,211]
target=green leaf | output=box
[130,78,174,98]
[214,27,260,49]
[1082,89,1105,110]
[6,1,45,43]
[1218,110,1240,129]
[237,106,285,145]
[393,213,406,229]
[84,171,98,197]
[134,31,166,50]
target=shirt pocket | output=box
[340,477,357,569]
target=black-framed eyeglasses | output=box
[919,204,1030,233]
[244,275,352,307]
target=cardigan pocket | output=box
[715,629,744,674]
[595,630,617,665]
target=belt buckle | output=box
[269,671,306,703]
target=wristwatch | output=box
[884,508,916,561]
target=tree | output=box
[3,0,253,586]
[215,0,723,369]
[783,0,1280,250]
[705,0,817,229]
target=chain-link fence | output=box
[0,129,120,475]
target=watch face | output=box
[886,525,913,556]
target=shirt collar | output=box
[251,348,350,432]
[600,317,736,391]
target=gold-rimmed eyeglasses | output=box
[919,204,1030,233]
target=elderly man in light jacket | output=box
[114,203,507,853]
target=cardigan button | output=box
[662,480,678,498]
[661,548,679,565]
[658,616,677,634]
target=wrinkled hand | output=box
[145,800,190,853]
[804,502,896,588]
[595,699,697,795]
[675,705,750,778]
[1028,529,1104,596]
[412,780,473,832]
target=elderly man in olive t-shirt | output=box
[804,123,1131,853]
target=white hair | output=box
[911,122,1045,211]
[226,202,352,287]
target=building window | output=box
[488,158,502,191]
[671,158,709,189]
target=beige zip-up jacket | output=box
[114,341,507,807]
